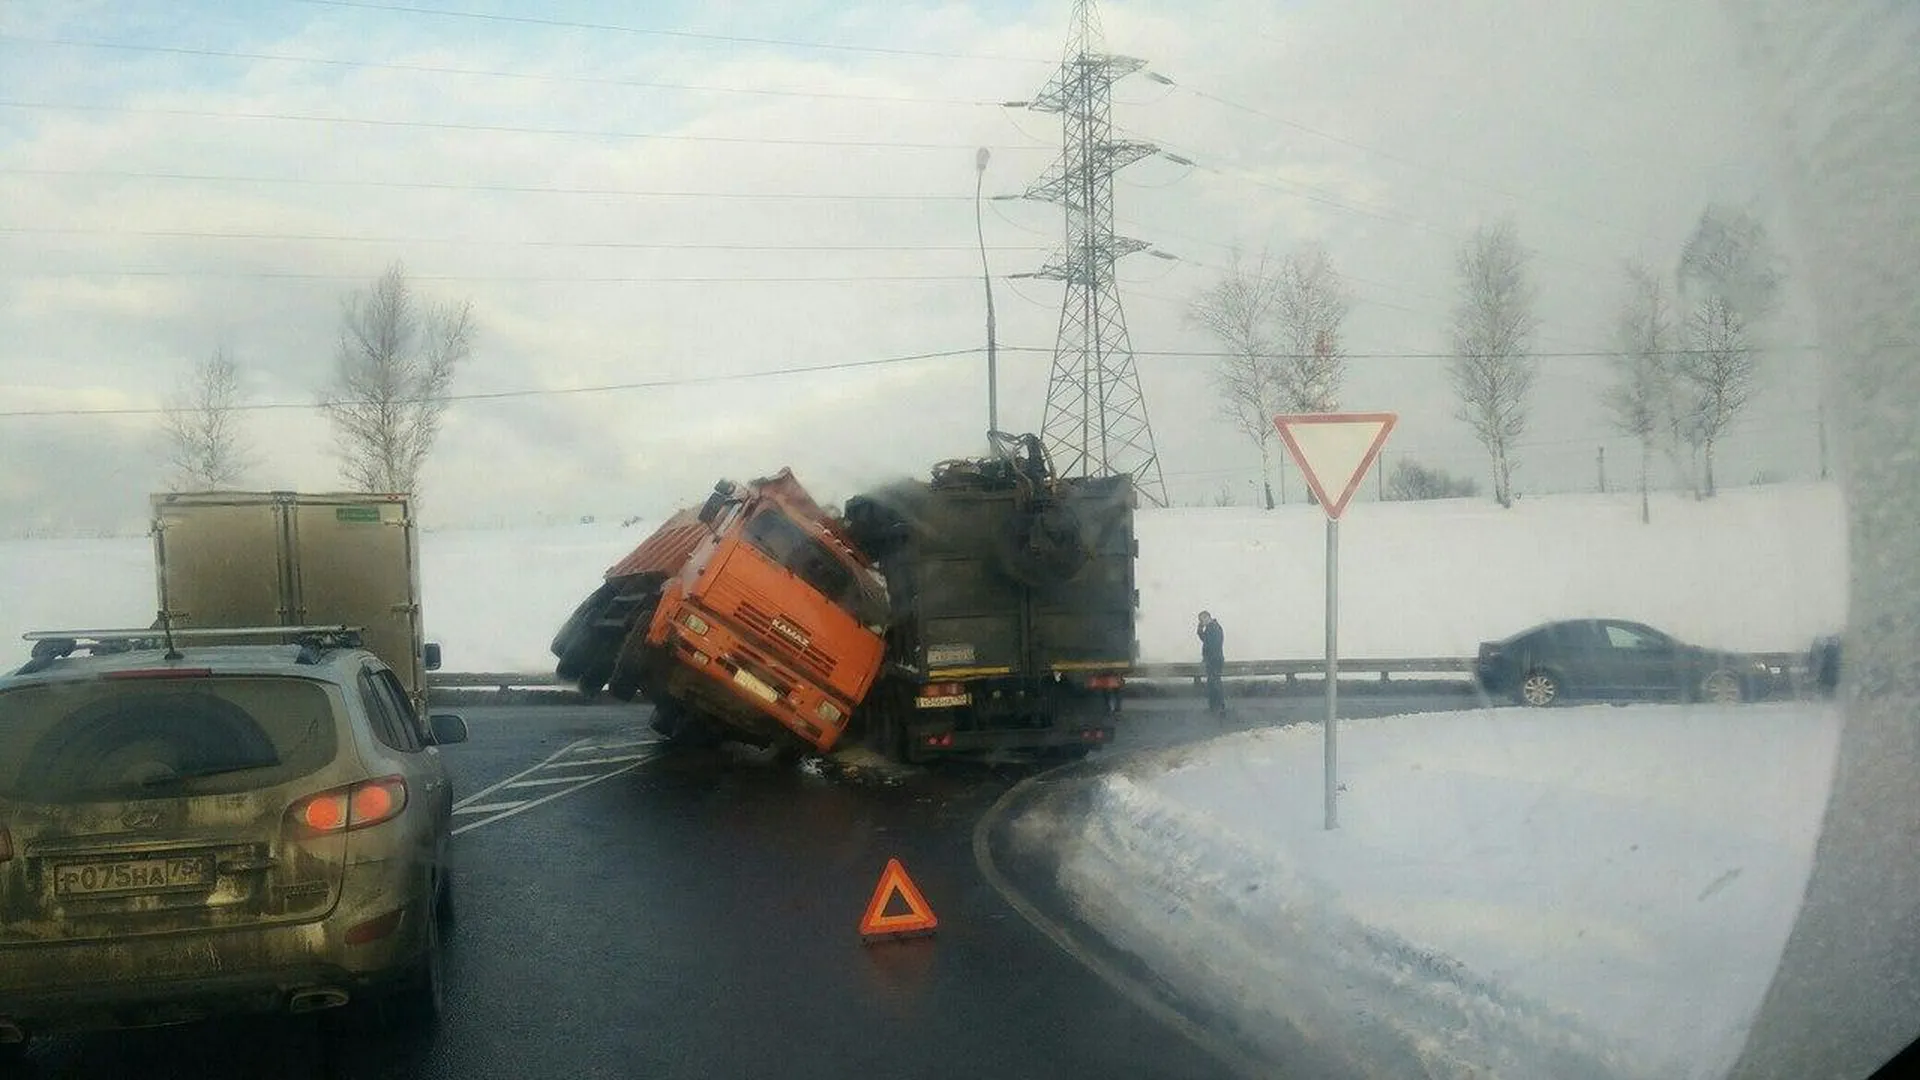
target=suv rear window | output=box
[0,676,341,804]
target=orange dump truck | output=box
[552,435,1137,762]
[551,470,889,753]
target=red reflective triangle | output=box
[1272,412,1398,520]
[858,857,939,941]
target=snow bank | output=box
[0,482,1844,672]
[1047,704,1841,1079]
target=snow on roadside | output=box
[1047,704,1841,1080]
[0,481,1843,672]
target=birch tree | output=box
[1188,251,1286,509]
[1603,261,1680,521]
[1447,220,1539,508]
[1273,242,1352,413]
[1675,206,1783,496]
[319,262,475,495]
[162,346,252,490]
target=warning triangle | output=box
[1273,412,1397,520]
[859,857,939,941]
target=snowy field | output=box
[0,481,1844,671]
[1038,704,1841,1080]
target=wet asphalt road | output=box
[7,685,1483,1080]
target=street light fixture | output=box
[974,147,999,448]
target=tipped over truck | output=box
[549,434,1137,763]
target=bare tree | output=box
[1674,205,1783,496]
[1385,458,1479,501]
[1188,250,1286,509]
[162,346,252,490]
[1603,261,1681,521]
[1447,220,1539,508]
[1273,242,1352,413]
[320,262,474,495]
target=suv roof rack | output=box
[17,626,367,672]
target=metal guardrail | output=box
[429,651,1808,692]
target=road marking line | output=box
[551,753,651,767]
[566,739,654,753]
[452,753,658,836]
[453,801,529,815]
[504,774,604,789]
[454,736,593,810]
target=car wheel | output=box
[385,904,446,1032]
[1518,670,1561,707]
[1700,669,1744,705]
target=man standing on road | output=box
[1197,611,1226,714]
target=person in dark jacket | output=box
[1197,611,1226,713]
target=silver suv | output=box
[0,627,466,1056]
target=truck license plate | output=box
[54,855,215,897]
[731,668,780,704]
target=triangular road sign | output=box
[859,858,939,942]
[1273,412,1398,520]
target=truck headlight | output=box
[684,613,709,635]
[816,701,843,725]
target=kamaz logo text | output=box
[770,617,811,650]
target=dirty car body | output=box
[0,633,465,1044]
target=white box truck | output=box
[149,491,440,712]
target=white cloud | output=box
[0,0,1824,530]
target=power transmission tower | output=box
[1022,0,1168,505]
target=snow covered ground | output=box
[0,482,1845,672]
[1040,704,1841,1079]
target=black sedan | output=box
[1474,619,1781,707]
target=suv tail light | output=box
[287,777,408,837]
[0,826,12,864]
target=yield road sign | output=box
[1273,413,1398,520]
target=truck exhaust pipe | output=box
[288,988,350,1013]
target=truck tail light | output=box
[922,732,954,748]
[919,682,964,699]
[288,777,408,837]
[1086,674,1124,691]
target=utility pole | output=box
[1597,446,1608,493]
[974,147,999,447]
[1020,0,1168,506]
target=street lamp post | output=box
[974,147,999,446]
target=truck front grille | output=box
[735,602,838,680]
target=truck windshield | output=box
[742,509,886,627]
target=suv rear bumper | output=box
[0,902,428,1037]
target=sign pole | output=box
[1271,410,1396,834]
[1324,515,1339,831]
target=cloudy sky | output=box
[0,0,1823,533]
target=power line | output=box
[0,100,1053,153]
[0,167,976,201]
[288,0,1052,64]
[2,225,1048,254]
[6,269,982,284]
[0,34,1006,107]
[0,347,979,419]
[998,344,1822,361]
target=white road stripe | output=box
[552,754,651,768]
[453,801,529,815]
[504,774,603,789]
[566,738,654,753]
[452,753,657,836]
[453,736,592,810]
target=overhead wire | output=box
[0,100,1054,152]
[0,167,979,201]
[0,34,1008,107]
[288,0,1055,64]
[0,347,982,419]
[2,225,1049,254]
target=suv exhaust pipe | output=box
[288,988,350,1013]
[0,1018,25,1044]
